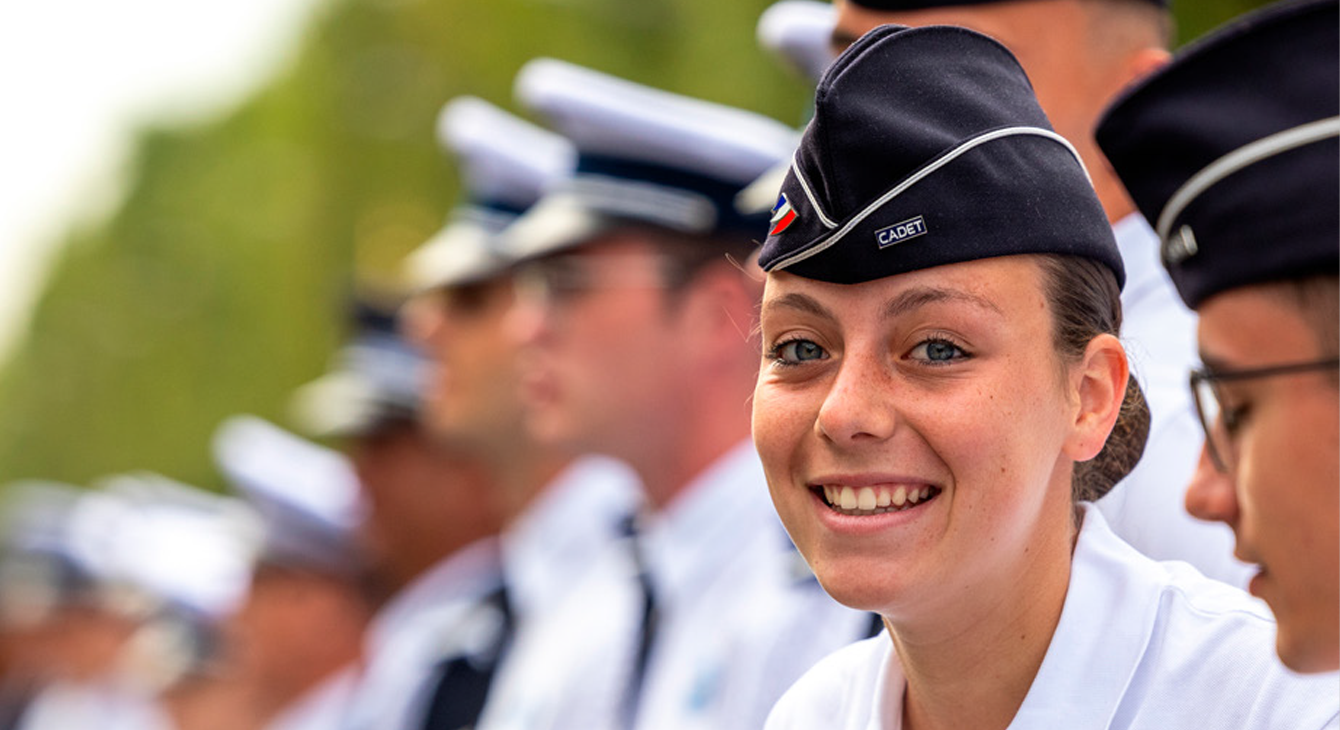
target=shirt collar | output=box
[1008,505,1164,727]
[369,536,503,650]
[638,440,782,607]
[502,455,641,619]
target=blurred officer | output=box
[0,482,96,730]
[291,304,510,730]
[1097,0,1339,673]
[812,0,1249,586]
[401,95,642,729]
[481,60,871,730]
[21,474,260,730]
[214,415,373,730]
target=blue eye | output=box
[911,338,967,363]
[771,339,828,365]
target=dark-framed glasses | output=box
[1189,357,1340,472]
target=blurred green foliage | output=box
[0,0,1274,489]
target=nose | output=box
[1184,443,1239,525]
[400,295,447,348]
[504,291,552,347]
[816,356,896,445]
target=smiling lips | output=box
[816,484,941,516]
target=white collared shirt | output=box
[500,455,640,623]
[480,441,869,730]
[342,537,504,730]
[1096,214,1252,588]
[765,506,1340,730]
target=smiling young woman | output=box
[753,22,1338,730]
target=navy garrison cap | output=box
[1096,0,1339,309]
[758,24,1122,286]
[503,59,799,260]
[405,97,575,291]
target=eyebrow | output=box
[761,286,1004,323]
[884,286,1004,319]
[763,292,837,323]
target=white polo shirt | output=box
[340,537,504,730]
[765,506,1339,730]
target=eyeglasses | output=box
[1189,356,1340,472]
[512,252,687,307]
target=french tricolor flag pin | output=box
[769,193,798,236]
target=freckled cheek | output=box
[752,385,818,499]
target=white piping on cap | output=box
[791,151,839,230]
[769,126,1086,271]
[1154,116,1340,248]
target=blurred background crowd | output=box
[0,0,1292,729]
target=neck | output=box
[891,502,1075,730]
[1078,139,1137,225]
[624,376,753,511]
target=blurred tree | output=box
[0,0,1275,488]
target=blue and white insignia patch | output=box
[875,215,928,248]
[769,193,798,236]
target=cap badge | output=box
[1163,224,1199,266]
[770,193,799,235]
[876,216,928,249]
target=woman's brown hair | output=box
[1039,254,1151,503]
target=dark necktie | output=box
[620,515,660,730]
[419,584,514,730]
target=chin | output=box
[809,556,904,614]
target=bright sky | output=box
[0,0,325,363]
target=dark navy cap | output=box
[758,24,1123,286]
[1096,0,1339,309]
[848,0,1166,10]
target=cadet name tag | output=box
[875,216,927,248]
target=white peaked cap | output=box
[516,58,798,185]
[506,58,798,259]
[406,97,576,290]
[213,415,365,577]
[73,474,261,619]
[757,0,838,83]
[437,96,575,210]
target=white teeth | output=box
[820,484,938,515]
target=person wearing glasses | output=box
[755,22,1336,729]
[1098,0,1338,673]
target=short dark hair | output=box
[1039,254,1151,504]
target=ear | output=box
[1063,333,1128,462]
[1116,46,1170,93]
